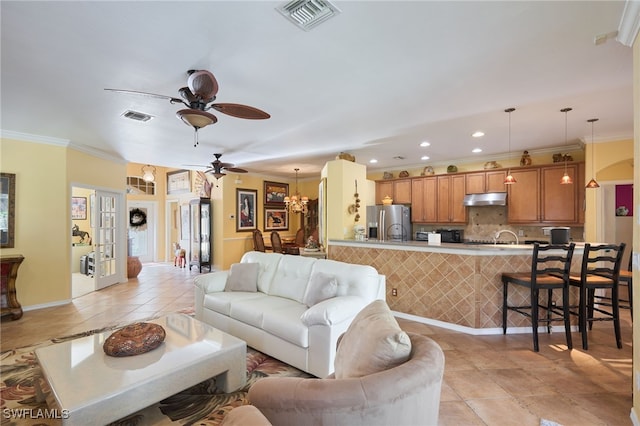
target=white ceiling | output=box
[1,1,635,179]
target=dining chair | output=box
[502,242,575,352]
[252,229,266,252]
[270,231,284,254]
[295,228,305,247]
[568,242,626,350]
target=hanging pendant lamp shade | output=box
[560,107,573,185]
[141,164,156,182]
[504,108,516,184]
[585,118,600,189]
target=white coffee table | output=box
[35,313,246,426]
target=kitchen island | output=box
[327,239,584,333]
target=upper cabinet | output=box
[437,174,467,224]
[466,170,507,194]
[411,177,437,223]
[507,163,584,225]
[375,178,411,205]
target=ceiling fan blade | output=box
[224,167,248,173]
[188,70,219,100]
[211,103,270,119]
[104,88,182,103]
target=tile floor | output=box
[1,262,633,425]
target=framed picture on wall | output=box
[71,197,87,220]
[0,173,16,248]
[167,170,191,195]
[264,181,288,205]
[237,189,257,231]
[265,207,288,231]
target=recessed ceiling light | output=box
[421,155,430,161]
[472,148,482,153]
[369,159,378,164]
[472,131,484,138]
[420,141,430,147]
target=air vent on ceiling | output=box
[121,110,154,122]
[276,0,341,31]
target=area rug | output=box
[1,322,312,425]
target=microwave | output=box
[436,229,463,243]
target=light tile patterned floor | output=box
[1,262,632,425]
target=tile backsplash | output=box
[411,205,584,242]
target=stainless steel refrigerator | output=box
[366,205,411,242]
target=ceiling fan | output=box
[203,153,248,180]
[105,69,270,146]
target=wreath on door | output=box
[129,208,147,228]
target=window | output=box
[126,176,155,195]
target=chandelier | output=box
[284,168,308,214]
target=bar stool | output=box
[618,252,633,318]
[568,243,626,350]
[502,242,575,352]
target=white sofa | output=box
[194,251,385,378]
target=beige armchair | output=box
[245,332,444,426]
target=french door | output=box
[95,190,123,290]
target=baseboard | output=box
[392,310,579,336]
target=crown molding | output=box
[1,129,126,164]
[617,0,640,47]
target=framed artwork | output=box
[71,197,87,220]
[0,173,16,248]
[167,170,191,195]
[264,181,288,205]
[237,189,257,232]
[180,204,190,240]
[265,207,288,231]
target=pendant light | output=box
[141,165,156,182]
[560,107,573,185]
[504,108,516,184]
[585,118,600,189]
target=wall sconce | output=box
[142,165,156,182]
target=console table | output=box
[1,254,24,320]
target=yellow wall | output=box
[322,160,368,241]
[0,138,126,308]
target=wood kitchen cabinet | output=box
[466,170,507,194]
[437,174,466,223]
[375,179,411,204]
[507,163,584,224]
[507,168,540,223]
[411,177,437,223]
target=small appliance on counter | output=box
[550,227,570,244]
[435,229,464,243]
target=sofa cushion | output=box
[268,255,316,303]
[334,300,411,379]
[311,260,380,300]
[204,292,268,316]
[225,263,259,292]
[262,304,310,347]
[240,251,284,294]
[302,271,338,307]
[229,296,301,329]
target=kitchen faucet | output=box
[494,229,519,245]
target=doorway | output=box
[128,201,157,263]
[601,181,634,267]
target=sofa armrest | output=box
[194,271,229,319]
[194,271,229,294]
[300,296,368,327]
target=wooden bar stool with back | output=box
[502,242,576,352]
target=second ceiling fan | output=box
[105,69,270,146]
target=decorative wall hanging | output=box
[71,197,87,220]
[129,208,148,228]
[237,189,257,232]
[264,181,288,205]
[0,173,16,248]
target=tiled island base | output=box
[329,241,582,331]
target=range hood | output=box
[463,192,507,207]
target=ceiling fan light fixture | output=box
[176,109,217,129]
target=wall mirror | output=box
[0,173,16,248]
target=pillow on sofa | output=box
[334,300,411,379]
[225,263,259,292]
[302,271,338,307]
